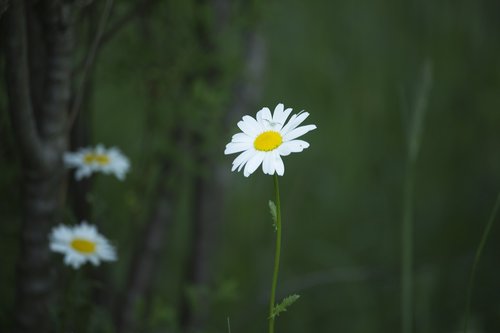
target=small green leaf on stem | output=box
[269,200,277,231]
[270,294,300,319]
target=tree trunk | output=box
[179,159,225,332]
[4,0,72,332]
[15,168,65,332]
[178,23,267,333]
[0,0,8,19]
[115,170,174,333]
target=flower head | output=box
[64,144,130,181]
[49,222,117,269]
[224,103,316,177]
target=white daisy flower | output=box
[64,144,130,181]
[49,222,117,269]
[224,103,316,177]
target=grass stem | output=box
[463,191,500,333]
[401,61,432,333]
[268,174,282,333]
[402,160,415,333]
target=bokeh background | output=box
[1,0,500,332]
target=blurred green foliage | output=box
[2,0,500,332]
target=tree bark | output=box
[178,2,266,331]
[4,1,72,332]
[115,77,178,333]
[4,0,49,170]
[0,0,8,19]
[179,157,224,332]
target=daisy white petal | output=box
[64,145,130,181]
[266,153,276,175]
[244,152,265,177]
[89,256,100,266]
[75,166,92,180]
[52,224,73,241]
[100,246,117,261]
[50,243,69,253]
[272,103,285,122]
[281,112,310,135]
[256,107,272,123]
[273,152,285,176]
[283,124,317,141]
[224,103,316,177]
[231,149,255,172]
[273,105,293,130]
[242,115,264,133]
[49,222,117,269]
[278,140,310,155]
[224,142,252,155]
[238,150,257,172]
[237,119,259,136]
[231,133,253,143]
[277,143,292,156]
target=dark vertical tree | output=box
[2,0,262,331]
[4,0,72,332]
[0,0,8,19]
[179,1,267,331]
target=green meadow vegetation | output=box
[1,0,500,332]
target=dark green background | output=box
[2,0,500,332]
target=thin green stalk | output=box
[401,161,415,333]
[401,61,432,333]
[463,191,500,333]
[269,174,282,333]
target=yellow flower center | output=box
[83,153,110,166]
[254,131,283,152]
[70,238,97,254]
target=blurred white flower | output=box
[49,222,117,269]
[224,103,316,177]
[64,144,130,180]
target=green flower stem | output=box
[463,191,500,333]
[401,160,415,333]
[269,174,282,333]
